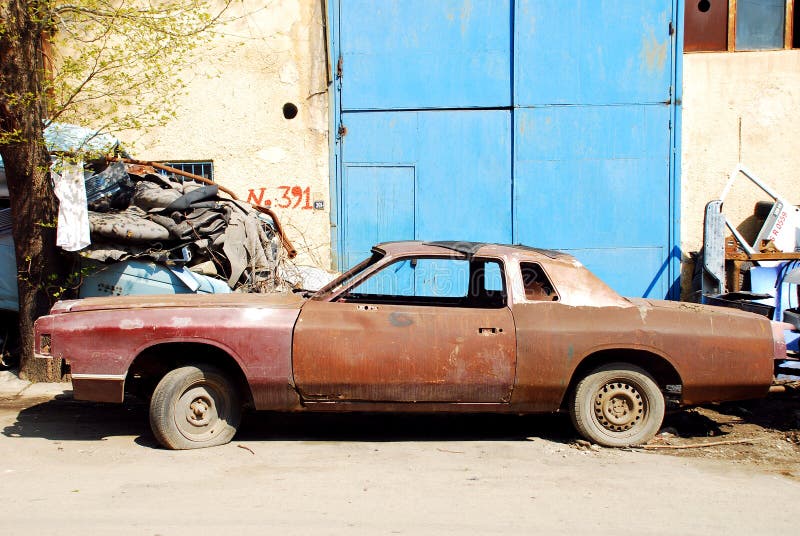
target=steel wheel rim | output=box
[175,383,226,441]
[593,380,646,433]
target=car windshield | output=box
[311,251,385,299]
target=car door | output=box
[292,256,516,403]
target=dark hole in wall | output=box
[698,0,710,13]
[283,103,298,120]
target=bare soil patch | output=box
[640,387,800,478]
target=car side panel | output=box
[40,306,302,410]
[511,301,775,411]
[293,300,517,403]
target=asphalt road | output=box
[0,390,799,535]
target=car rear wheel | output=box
[149,364,241,450]
[570,363,665,447]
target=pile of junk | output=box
[696,164,800,381]
[0,124,335,366]
[60,157,298,297]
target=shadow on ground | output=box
[4,390,798,448]
[3,395,576,447]
[2,395,150,443]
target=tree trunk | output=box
[0,0,67,381]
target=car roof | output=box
[373,240,571,262]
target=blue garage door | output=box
[331,0,681,298]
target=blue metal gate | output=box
[330,0,683,298]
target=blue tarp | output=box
[0,231,18,312]
[43,122,124,155]
[0,158,6,197]
[0,121,125,175]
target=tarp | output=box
[0,231,18,312]
[1,122,126,199]
[0,159,7,198]
[43,122,126,156]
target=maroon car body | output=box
[33,241,786,448]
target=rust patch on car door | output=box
[293,300,516,403]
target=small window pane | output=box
[520,262,558,302]
[736,0,786,50]
[483,261,503,292]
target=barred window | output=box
[158,160,214,181]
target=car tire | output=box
[570,362,665,447]
[149,364,241,450]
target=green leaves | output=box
[44,0,233,137]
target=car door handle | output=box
[357,305,379,311]
[478,327,503,335]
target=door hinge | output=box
[669,21,674,36]
[336,55,343,79]
[338,123,347,138]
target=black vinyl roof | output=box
[423,241,563,259]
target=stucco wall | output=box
[681,50,800,260]
[124,0,332,269]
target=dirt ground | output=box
[650,385,800,478]
[0,388,799,535]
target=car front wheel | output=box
[570,362,665,447]
[149,364,241,450]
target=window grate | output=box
[158,161,214,181]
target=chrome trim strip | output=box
[70,373,126,381]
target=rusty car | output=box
[33,241,789,449]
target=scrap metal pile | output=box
[76,159,294,295]
[698,164,800,381]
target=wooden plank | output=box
[726,252,800,261]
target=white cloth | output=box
[52,159,91,251]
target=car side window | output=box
[342,257,507,308]
[520,262,558,302]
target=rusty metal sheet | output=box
[684,0,729,52]
[39,296,304,410]
[293,299,516,403]
[71,377,125,403]
[511,298,774,412]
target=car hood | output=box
[50,292,305,314]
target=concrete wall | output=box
[681,50,800,261]
[123,0,332,269]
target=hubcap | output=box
[175,385,223,440]
[594,381,645,432]
[187,396,212,426]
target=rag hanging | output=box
[52,160,91,251]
